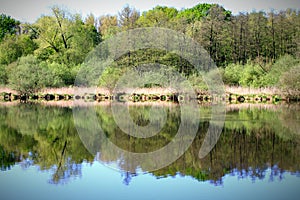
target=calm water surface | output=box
[0,103,299,200]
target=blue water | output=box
[1,161,299,200]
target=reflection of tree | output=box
[49,157,83,185]
[0,104,300,185]
[279,104,300,137]
[0,104,94,184]
[0,145,17,171]
[122,171,137,186]
[152,106,300,185]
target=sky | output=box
[0,0,300,23]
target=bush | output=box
[47,62,75,86]
[279,65,300,95]
[8,55,62,94]
[262,55,299,87]
[239,64,265,88]
[0,65,8,85]
[223,64,243,86]
[98,66,123,91]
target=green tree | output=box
[137,6,178,28]
[98,66,123,91]
[47,62,74,86]
[198,5,232,66]
[177,3,214,23]
[223,64,243,85]
[64,14,100,65]
[0,34,37,65]
[239,64,265,87]
[31,7,99,65]
[0,64,8,85]
[0,14,20,42]
[8,55,61,94]
[0,35,22,64]
[247,12,269,62]
[262,55,299,86]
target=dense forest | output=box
[0,3,299,95]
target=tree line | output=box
[0,4,299,95]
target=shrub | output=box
[239,64,265,88]
[279,65,300,95]
[223,64,243,86]
[0,65,8,85]
[262,55,299,87]
[47,62,74,86]
[98,66,123,91]
[8,55,62,94]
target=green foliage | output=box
[239,64,265,88]
[188,74,208,90]
[262,55,300,86]
[0,34,38,65]
[223,64,243,86]
[46,62,71,86]
[64,19,100,65]
[0,35,22,65]
[0,14,20,42]
[177,3,214,22]
[0,64,8,85]
[177,3,231,22]
[98,66,123,91]
[280,65,300,94]
[223,63,268,88]
[8,55,61,94]
[0,5,300,92]
[137,6,178,27]
[32,7,100,65]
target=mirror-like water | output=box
[0,103,299,200]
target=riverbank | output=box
[0,86,299,103]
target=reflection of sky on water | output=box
[1,104,300,199]
[1,161,300,200]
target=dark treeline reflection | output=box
[0,103,299,185]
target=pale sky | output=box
[0,0,299,23]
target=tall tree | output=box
[118,5,140,30]
[267,11,278,61]
[248,12,269,64]
[31,7,99,65]
[0,14,20,42]
[235,13,250,64]
[177,3,214,23]
[85,13,97,28]
[137,6,178,28]
[0,34,37,65]
[199,5,232,66]
[98,15,119,39]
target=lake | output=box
[0,102,299,200]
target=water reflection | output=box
[0,103,299,185]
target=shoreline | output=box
[0,86,299,103]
